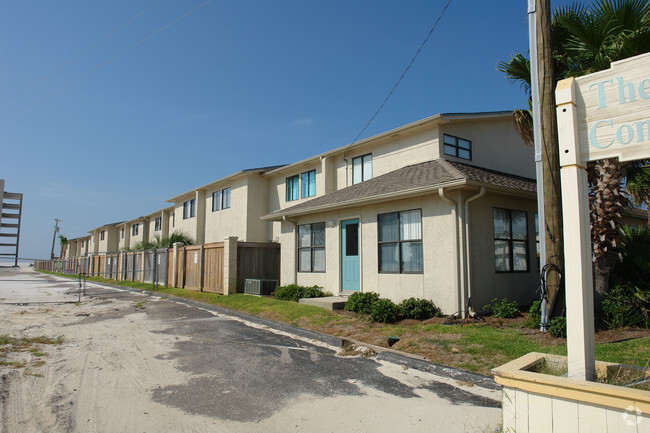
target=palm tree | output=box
[134,232,195,250]
[499,0,650,298]
[625,165,650,228]
[58,235,68,259]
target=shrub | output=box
[548,316,567,338]
[601,283,649,329]
[484,298,520,318]
[524,300,542,329]
[345,292,380,314]
[370,298,400,323]
[273,284,329,302]
[399,298,441,320]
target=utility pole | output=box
[528,0,547,329]
[533,0,564,323]
[50,218,59,260]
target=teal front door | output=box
[341,219,360,292]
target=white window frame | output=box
[352,154,372,184]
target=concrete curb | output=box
[75,278,498,390]
[376,352,500,390]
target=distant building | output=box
[0,179,23,266]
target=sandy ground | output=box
[0,269,502,433]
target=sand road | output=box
[0,268,501,433]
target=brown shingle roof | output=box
[264,159,535,219]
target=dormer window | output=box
[443,134,472,160]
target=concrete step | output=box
[299,296,348,311]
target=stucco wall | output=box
[280,194,460,314]
[334,127,440,190]
[267,161,323,212]
[127,221,147,249]
[469,192,539,311]
[147,213,165,241]
[440,117,534,179]
[117,225,128,250]
[172,197,199,245]
[278,189,539,315]
[245,174,273,242]
[103,229,119,253]
[204,177,247,243]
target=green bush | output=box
[484,298,520,318]
[273,284,330,302]
[370,298,400,323]
[548,316,567,338]
[602,283,649,329]
[345,292,380,314]
[524,300,542,329]
[399,298,441,320]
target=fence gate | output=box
[3,258,85,304]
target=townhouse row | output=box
[65,111,543,315]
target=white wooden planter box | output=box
[492,353,650,433]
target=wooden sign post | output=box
[556,52,650,380]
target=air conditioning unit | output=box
[244,279,278,296]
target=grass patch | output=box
[0,334,64,372]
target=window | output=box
[120,228,125,239]
[298,222,325,272]
[132,223,139,236]
[183,198,196,219]
[301,170,316,198]
[222,187,231,209]
[352,154,372,184]
[493,208,529,272]
[171,212,175,228]
[212,187,231,211]
[154,217,162,232]
[286,175,299,201]
[100,230,105,241]
[443,134,472,160]
[81,241,84,248]
[212,190,221,211]
[378,210,423,273]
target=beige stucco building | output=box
[65,235,90,258]
[145,206,174,243]
[67,111,587,315]
[263,112,540,315]
[166,166,284,245]
[89,222,122,254]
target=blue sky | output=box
[1,0,590,259]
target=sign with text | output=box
[573,52,650,162]
[556,52,650,379]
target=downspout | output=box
[438,188,463,318]
[282,215,297,285]
[463,187,486,317]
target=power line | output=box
[58,219,94,228]
[1,0,213,124]
[348,0,453,148]
[0,0,163,106]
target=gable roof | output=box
[263,159,536,220]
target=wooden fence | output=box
[37,240,279,296]
[236,242,280,292]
